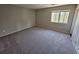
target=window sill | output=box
[49,21,67,25]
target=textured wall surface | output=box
[36,5,76,34]
[0,5,35,37]
[71,5,79,53]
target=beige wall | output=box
[71,5,79,53]
[0,4,77,37]
[36,5,76,34]
[70,6,77,34]
[0,5,35,37]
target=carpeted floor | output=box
[0,27,76,54]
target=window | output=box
[51,11,69,24]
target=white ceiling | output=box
[13,4,67,9]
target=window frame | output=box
[50,10,70,24]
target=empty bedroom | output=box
[0,4,79,54]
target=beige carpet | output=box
[0,27,76,54]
